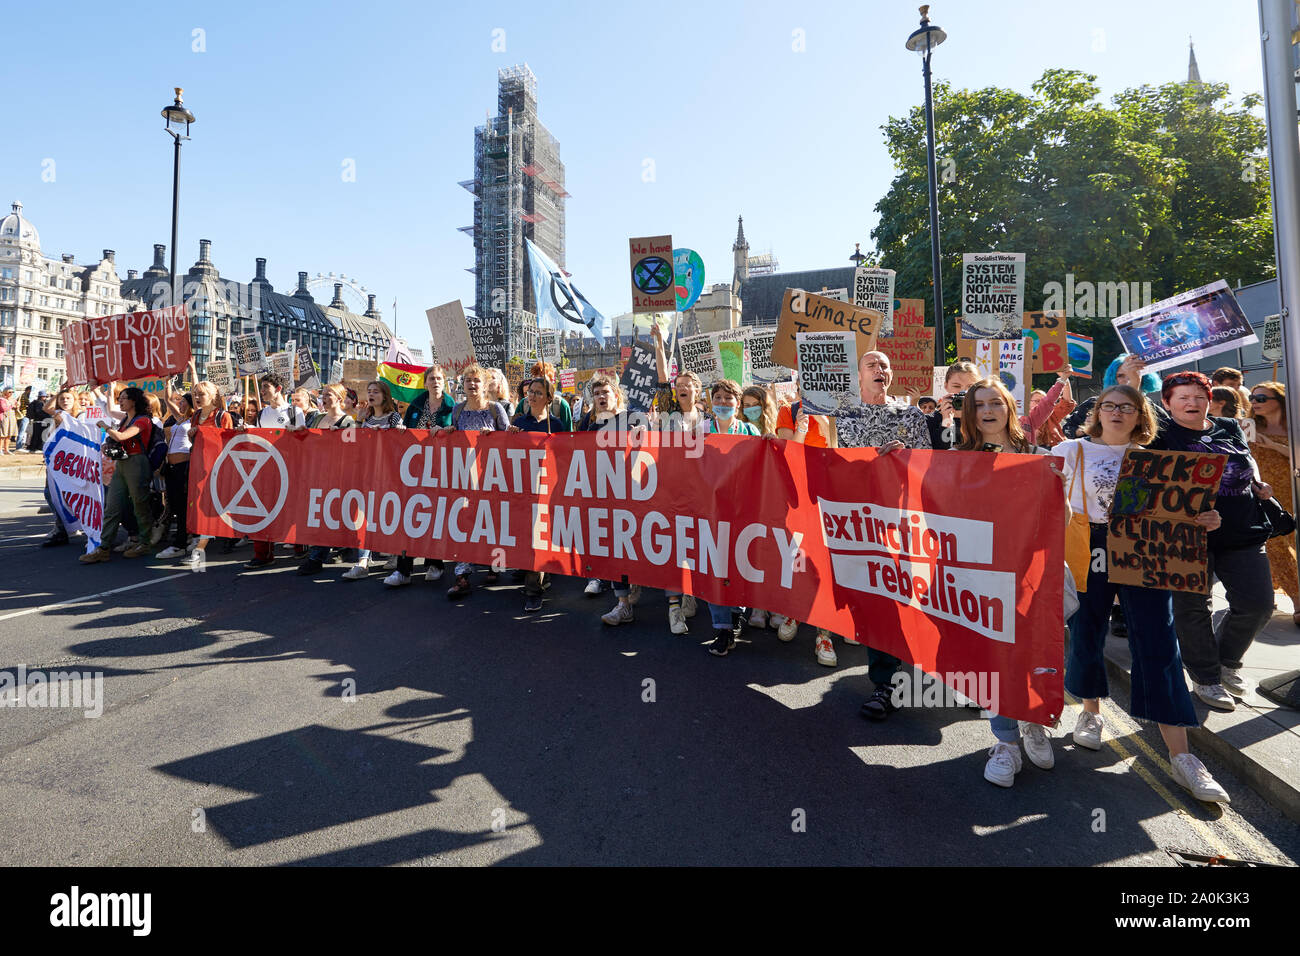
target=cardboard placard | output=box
[1025,310,1068,374]
[882,324,935,397]
[504,360,527,399]
[970,338,1029,413]
[890,297,926,331]
[559,368,576,390]
[62,304,191,386]
[629,235,676,313]
[294,346,320,390]
[1107,448,1227,593]
[205,359,235,393]
[1066,333,1093,377]
[329,359,344,384]
[343,359,378,382]
[619,344,658,414]
[961,252,1025,338]
[796,331,859,414]
[746,326,793,384]
[425,300,477,374]
[772,289,880,370]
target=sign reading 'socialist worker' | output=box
[961,252,1025,339]
[629,235,677,313]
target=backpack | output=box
[145,417,168,472]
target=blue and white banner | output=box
[43,414,105,554]
[525,239,606,344]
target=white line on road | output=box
[0,573,191,623]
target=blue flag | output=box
[525,239,605,345]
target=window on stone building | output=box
[39,341,49,358]
[40,316,50,332]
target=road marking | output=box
[0,573,190,623]
[972,814,1048,836]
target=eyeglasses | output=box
[1097,402,1138,414]
[1249,393,1276,404]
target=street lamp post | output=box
[905,5,947,365]
[161,88,195,312]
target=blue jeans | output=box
[989,714,1020,743]
[707,601,742,630]
[1066,524,1197,727]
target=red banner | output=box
[62,305,191,386]
[188,429,1065,724]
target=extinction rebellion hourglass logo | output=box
[208,434,290,535]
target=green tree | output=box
[871,69,1273,378]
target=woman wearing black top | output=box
[511,377,560,611]
[1152,371,1274,711]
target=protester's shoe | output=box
[584,578,603,596]
[777,617,798,642]
[681,594,697,618]
[149,519,169,547]
[1193,683,1236,711]
[860,685,897,721]
[707,629,735,657]
[731,611,745,641]
[984,742,1023,788]
[188,550,204,572]
[1072,710,1103,751]
[218,538,237,554]
[156,546,186,559]
[382,555,399,571]
[383,571,412,588]
[341,562,369,581]
[768,613,786,631]
[424,565,444,583]
[1018,721,1055,770]
[123,542,152,559]
[1219,667,1249,699]
[78,548,110,564]
[446,576,471,600]
[627,584,641,605]
[814,631,838,667]
[602,602,634,626]
[524,594,543,613]
[749,608,769,629]
[668,604,689,635]
[1170,752,1230,804]
[245,555,274,570]
[40,532,70,548]
[113,536,137,554]
[1109,606,1127,637]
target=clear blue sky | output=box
[1,0,1268,344]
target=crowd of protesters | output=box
[32,334,1299,804]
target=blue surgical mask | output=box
[742,406,761,422]
[713,405,735,419]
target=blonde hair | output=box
[460,363,487,385]
[945,360,979,385]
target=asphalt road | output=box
[0,511,1296,867]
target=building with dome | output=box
[0,201,141,388]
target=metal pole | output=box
[922,40,945,365]
[169,133,181,311]
[1256,0,1300,706]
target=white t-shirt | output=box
[257,403,305,430]
[167,418,192,454]
[1052,437,1132,523]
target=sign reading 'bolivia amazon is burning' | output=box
[188,428,1066,725]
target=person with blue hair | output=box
[1062,354,1167,440]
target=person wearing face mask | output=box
[1151,371,1274,710]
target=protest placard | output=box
[206,359,235,394]
[961,253,1025,338]
[232,333,269,376]
[718,339,752,385]
[62,304,191,386]
[1066,333,1093,377]
[967,338,1028,411]
[745,326,792,384]
[558,368,576,390]
[343,359,377,382]
[883,324,935,397]
[466,313,506,371]
[678,332,724,385]
[538,329,562,365]
[1111,280,1257,373]
[18,359,35,386]
[426,300,477,373]
[796,331,859,414]
[629,235,676,312]
[619,344,659,413]
[890,298,926,332]
[931,366,947,401]
[1025,311,1068,374]
[853,268,895,334]
[815,288,850,302]
[772,289,880,370]
[269,351,293,382]
[1261,314,1283,362]
[505,359,526,398]
[674,247,705,311]
[329,359,344,384]
[1107,448,1226,594]
[294,346,320,390]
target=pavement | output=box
[0,499,1296,866]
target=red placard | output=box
[63,305,190,386]
[189,428,1065,724]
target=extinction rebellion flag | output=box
[526,238,606,344]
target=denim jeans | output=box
[706,601,742,630]
[989,714,1020,743]
[1171,544,1274,685]
[1066,524,1197,727]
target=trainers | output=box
[123,543,151,559]
[584,578,603,596]
[297,558,323,575]
[1018,721,1055,769]
[149,519,169,546]
[524,594,543,613]
[984,742,1023,787]
[668,604,689,635]
[602,602,634,626]
[768,613,786,631]
[245,556,274,570]
[860,685,897,721]
[424,564,444,582]
[113,536,138,554]
[749,608,768,629]
[446,575,471,600]
[1220,667,1249,699]
[342,563,369,581]
[627,584,641,605]
[777,617,798,642]
[78,548,110,564]
[681,594,697,618]
[1072,710,1103,750]
[382,555,399,571]
[156,546,186,559]
[814,631,838,667]
[707,628,735,657]
[1170,752,1230,804]
[188,550,204,572]
[40,532,70,548]
[1194,683,1236,711]
[383,571,412,588]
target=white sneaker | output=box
[424,565,443,582]
[602,602,634,626]
[156,546,186,559]
[1194,683,1236,711]
[1219,667,1249,699]
[188,550,203,572]
[814,631,837,667]
[627,584,641,605]
[384,571,411,588]
[749,608,768,629]
[342,563,369,580]
[584,578,603,596]
[842,633,861,645]
[984,741,1023,787]
[768,613,786,631]
[113,537,136,554]
[1170,752,1231,804]
[681,594,697,618]
[383,555,399,571]
[777,617,798,642]
[1072,710,1103,751]
[668,604,689,635]
[1018,721,1055,770]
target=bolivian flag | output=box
[377,361,425,403]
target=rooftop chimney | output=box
[153,244,165,267]
[199,239,211,262]
[61,254,74,263]
[103,249,115,263]
[330,283,346,309]
[127,270,138,280]
[365,294,379,317]
[251,257,273,293]
[292,271,314,302]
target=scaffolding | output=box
[464,63,567,360]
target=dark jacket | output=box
[403,391,455,429]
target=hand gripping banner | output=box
[189,428,1065,724]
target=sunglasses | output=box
[1249,393,1276,403]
